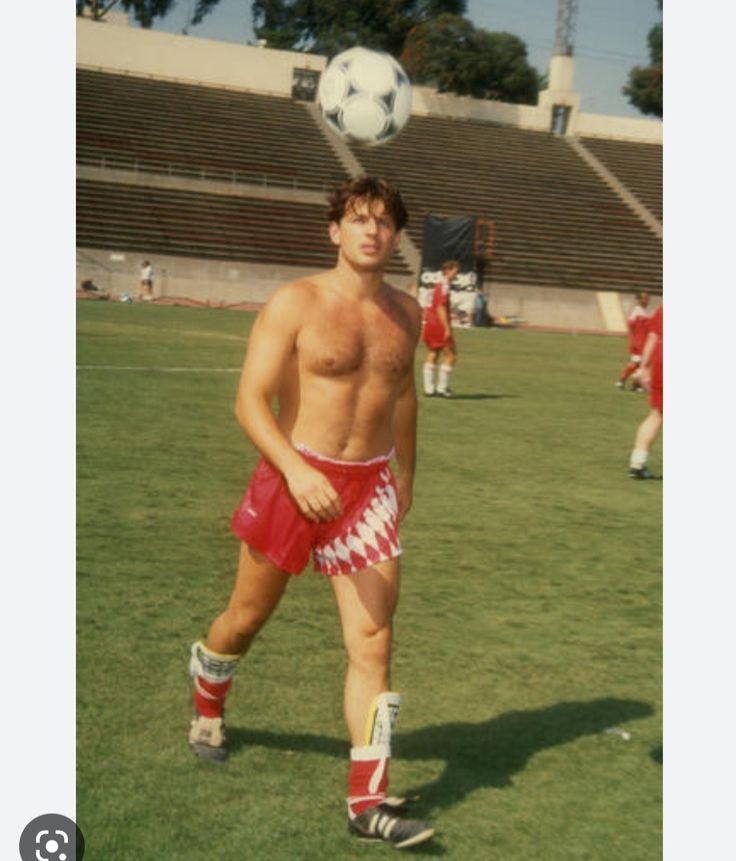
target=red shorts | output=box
[422,311,454,351]
[231,447,401,576]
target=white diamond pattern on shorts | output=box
[314,471,400,575]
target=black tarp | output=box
[419,214,478,325]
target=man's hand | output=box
[396,474,414,522]
[284,462,343,523]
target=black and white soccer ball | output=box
[317,47,412,146]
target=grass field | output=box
[77,300,662,860]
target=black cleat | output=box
[348,806,435,849]
[629,466,656,480]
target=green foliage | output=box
[77,301,661,860]
[402,14,541,103]
[76,0,220,28]
[251,0,466,57]
[624,1,663,118]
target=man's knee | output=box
[226,599,274,640]
[345,624,393,669]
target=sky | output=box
[150,0,661,119]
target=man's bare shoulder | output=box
[267,277,321,306]
[384,283,422,326]
[258,277,322,324]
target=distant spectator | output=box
[472,285,492,327]
[139,260,154,302]
[421,260,459,397]
[617,292,650,391]
[628,303,662,479]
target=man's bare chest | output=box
[297,306,414,379]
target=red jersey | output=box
[627,304,650,355]
[422,279,453,350]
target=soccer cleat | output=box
[348,806,435,849]
[615,381,625,389]
[629,466,656,480]
[423,391,435,397]
[438,389,453,398]
[189,712,229,762]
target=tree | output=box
[251,0,466,57]
[401,14,542,104]
[624,0,662,118]
[76,0,221,29]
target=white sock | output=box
[422,362,436,394]
[629,448,648,469]
[437,364,453,393]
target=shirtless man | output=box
[188,177,434,848]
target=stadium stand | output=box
[580,136,662,221]
[76,66,661,303]
[77,68,349,192]
[350,115,662,294]
[77,178,411,275]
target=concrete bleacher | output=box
[580,136,662,221]
[77,177,411,275]
[75,34,662,329]
[77,68,348,192]
[350,114,662,295]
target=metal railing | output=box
[78,153,336,194]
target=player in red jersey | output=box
[617,292,651,390]
[187,177,434,848]
[421,260,460,397]
[628,303,663,478]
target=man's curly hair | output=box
[327,176,408,231]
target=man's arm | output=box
[234,284,342,523]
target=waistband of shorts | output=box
[294,443,394,473]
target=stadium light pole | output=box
[539,0,581,134]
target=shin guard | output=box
[348,692,401,818]
[190,640,239,719]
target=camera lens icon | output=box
[36,828,69,860]
[19,814,85,861]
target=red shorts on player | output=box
[422,316,455,351]
[231,447,401,576]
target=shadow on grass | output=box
[229,697,653,814]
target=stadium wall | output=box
[77,245,420,307]
[77,246,633,334]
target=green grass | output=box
[77,301,661,860]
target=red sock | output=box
[193,676,232,718]
[348,749,390,817]
[620,361,638,382]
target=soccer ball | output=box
[317,47,412,146]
